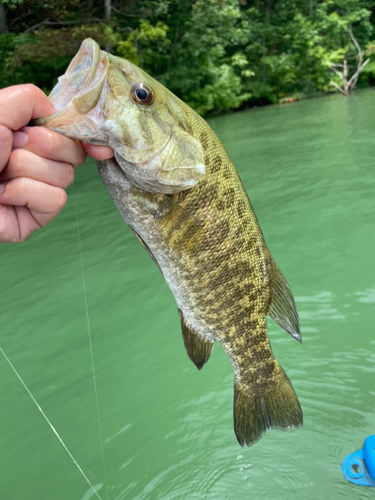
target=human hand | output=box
[0,84,114,243]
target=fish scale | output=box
[34,38,303,447]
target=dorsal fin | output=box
[179,309,214,370]
[268,261,301,343]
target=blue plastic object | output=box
[342,435,375,487]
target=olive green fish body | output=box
[36,39,303,446]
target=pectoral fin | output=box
[130,228,162,273]
[268,261,301,343]
[179,309,214,370]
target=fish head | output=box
[34,38,205,194]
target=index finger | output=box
[0,84,56,172]
[0,84,56,131]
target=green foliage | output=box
[0,24,113,91]
[362,41,375,79]
[1,0,375,115]
[1,0,24,9]
[0,32,17,88]
[116,19,170,68]
[187,63,251,116]
[168,0,252,114]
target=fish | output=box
[34,38,303,446]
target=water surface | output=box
[1,90,375,500]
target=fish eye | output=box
[131,83,154,106]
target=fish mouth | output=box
[33,39,107,136]
[32,39,205,194]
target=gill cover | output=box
[33,38,205,194]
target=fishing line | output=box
[72,181,110,500]
[0,347,103,500]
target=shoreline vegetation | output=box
[1,0,375,117]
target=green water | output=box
[1,89,375,500]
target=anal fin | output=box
[179,309,214,370]
[268,260,301,343]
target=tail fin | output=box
[233,365,302,446]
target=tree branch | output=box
[104,0,111,22]
[25,18,103,33]
[347,57,370,90]
[349,25,362,64]
[330,66,343,79]
[114,25,133,32]
[347,25,363,91]
[111,5,137,16]
[0,2,7,34]
[330,81,348,95]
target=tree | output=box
[330,26,370,95]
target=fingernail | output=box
[0,183,5,194]
[12,131,28,148]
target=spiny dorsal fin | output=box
[268,261,301,343]
[179,309,214,370]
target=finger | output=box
[0,84,56,131]
[0,177,67,227]
[0,205,41,243]
[81,143,114,161]
[19,126,87,167]
[0,149,75,189]
[0,124,13,174]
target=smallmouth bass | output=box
[35,39,303,446]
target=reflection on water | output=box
[297,291,346,321]
[1,90,375,500]
[355,287,375,303]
